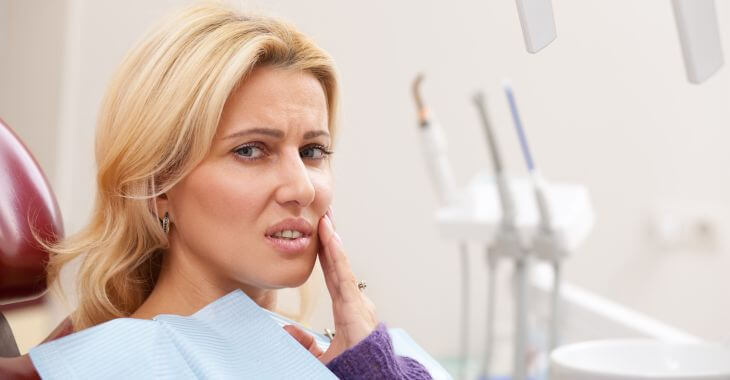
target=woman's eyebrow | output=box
[223,128,283,140]
[303,130,330,140]
[223,127,329,140]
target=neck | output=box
[131,233,277,320]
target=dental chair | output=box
[0,118,66,378]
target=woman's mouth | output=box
[264,218,314,254]
[265,232,311,254]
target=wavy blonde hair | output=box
[46,1,339,331]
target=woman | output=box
[6,2,432,379]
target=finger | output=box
[319,247,340,300]
[320,215,360,304]
[326,206,336,230]
[283,325,324,357]
[318,216,340,300]
[319,213,342,249]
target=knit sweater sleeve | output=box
[326,323,432,380]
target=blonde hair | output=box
[46,1,339,331]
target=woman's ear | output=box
[155,193,169,219]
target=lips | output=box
[264,217,314,254]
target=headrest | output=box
[0,119,64,306]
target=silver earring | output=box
[162,212,170,234]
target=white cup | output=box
[550,339,730,380]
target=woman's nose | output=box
[274,151,316,208]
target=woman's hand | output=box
[284,207,378,364]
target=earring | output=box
[161,212,170,234]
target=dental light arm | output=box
[671,0,724,84]
[515,0,557,54]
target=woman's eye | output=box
[233,144,265,160]
[300,145,330,160]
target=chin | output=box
[277,267,314,288]
[265,258,316,289]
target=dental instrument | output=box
[412,74,459,206]
[504,80,572,377]
[501,81,535,380]
[472,92,522,380]
[412,74,469,380]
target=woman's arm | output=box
[285,209,432,379]
[325,323,432,380]
[285,322,432,380]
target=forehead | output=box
[218,66,328,136]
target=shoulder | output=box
[29,317,164,379]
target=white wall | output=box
[0,0,66,184]
[4,0,730,359]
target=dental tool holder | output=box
[488,227,525,261]
[435,170,594,253]
[435,169,593,379]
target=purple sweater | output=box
[326,323,433,380]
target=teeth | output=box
[272,230,303,239]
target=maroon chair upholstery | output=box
[0,117,64,369]
[0,355,39,380]
[0,118,64,307]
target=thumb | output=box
[283,325,325,358]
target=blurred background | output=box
[2,0,730,375]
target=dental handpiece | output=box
[503,80,542,380]
[503,81,553,232]
[473,91,517,380]
[412,74,458,206]
[413,74,469,380]
[504,80,563,374]
[473,92,517,229]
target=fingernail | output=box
[326,206,335,228]
[334,231,342,244]
[324,215,342,243]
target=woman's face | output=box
[163,66,333,293]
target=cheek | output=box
[170,163,267,249]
